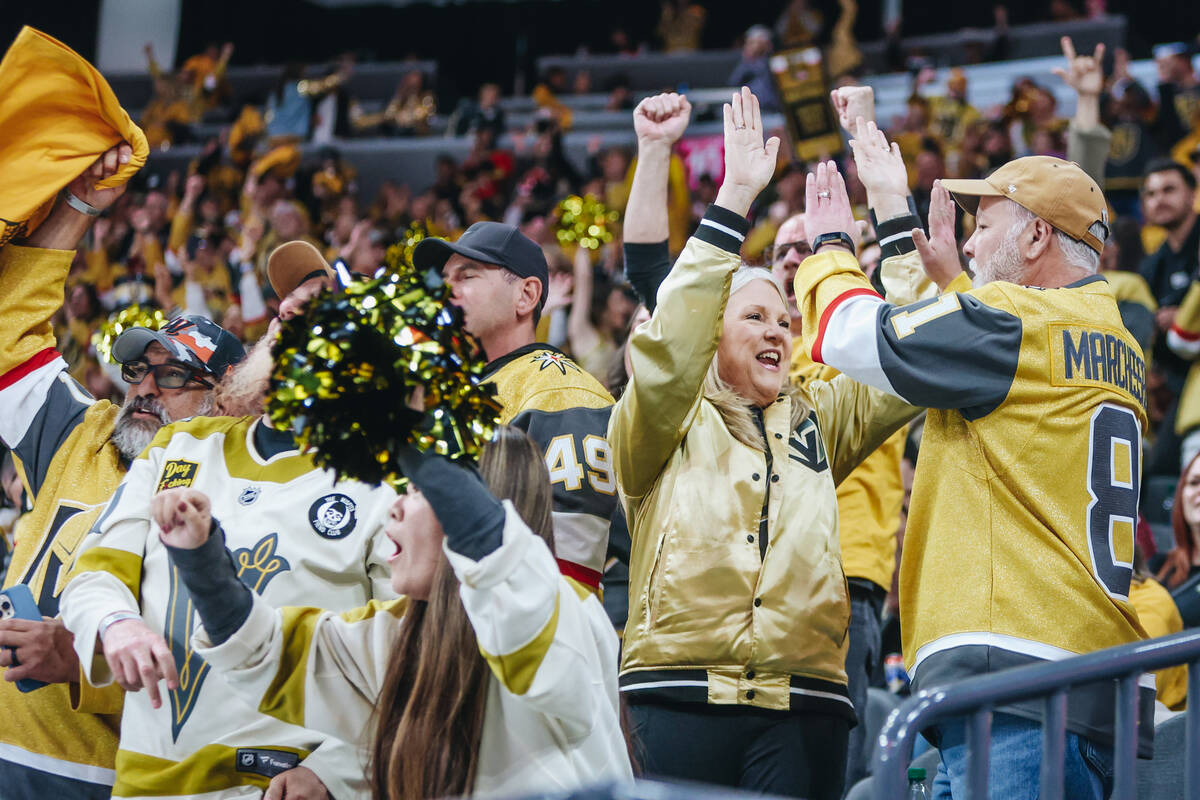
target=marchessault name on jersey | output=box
[1055,325,1147,408]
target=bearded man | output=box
[0,145,241,799]
[60,239,398,800]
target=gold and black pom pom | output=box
[92,305,169,364]
[266,242,501,490]
[555,194,618,251]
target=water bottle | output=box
[907,766,930,799]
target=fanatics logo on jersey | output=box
[238,487,260,506]
[309,493,358,539]
[530,351,581,375]
[157,460,199,491]
[234,748,300,779]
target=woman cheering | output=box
[610,87,915,800]
[150,426,632,799]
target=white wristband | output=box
[98,610,142,642]
[64,191,103,217]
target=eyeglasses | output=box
[121,361,213,390]
[772,240,813,264]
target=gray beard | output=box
[970,234,1025,289]
[110,393,213,460]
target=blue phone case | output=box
[0,585,49,692]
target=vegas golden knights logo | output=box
[165,533,290,740]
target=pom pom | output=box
[92,305,169,364]
[267,242,502,490]
[555,194,618,251]
[393,219,432,269]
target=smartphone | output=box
[0,585,48,692]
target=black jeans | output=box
[845,581,885,791]
[629,701,851,800]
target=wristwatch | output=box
[812,231,856,254]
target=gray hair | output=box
[1008,202,1106,273]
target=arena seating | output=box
[115,13,1168,207]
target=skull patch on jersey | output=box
[309,493,358,539]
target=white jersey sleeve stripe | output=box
[0,355,76,448]
[812,292,900,397]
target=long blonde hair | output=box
[704,267,810,450]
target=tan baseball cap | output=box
[267,240,335,299]
[939,156,1109,253]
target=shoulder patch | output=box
[530,350,582,375]
[309,493,358,539]
[157,459,199,491]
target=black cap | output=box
[112,315,245,379]
[413,222,549,314]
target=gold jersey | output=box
[0,244,124,791]
[484,344,616,589]
[796,251,1154,752]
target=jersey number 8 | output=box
[1086,404,1140,601]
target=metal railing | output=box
[872,630,1200,800]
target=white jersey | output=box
[196,502,634,797]
[60,415,397,800]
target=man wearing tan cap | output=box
[794,140,1149,798]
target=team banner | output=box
[769,46,843,163]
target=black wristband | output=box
[812,231,856,254]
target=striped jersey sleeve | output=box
[795,250,1022,420]
[0,244,97,499]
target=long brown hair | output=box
[370,426,555,800]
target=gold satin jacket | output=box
[608,208,916,716]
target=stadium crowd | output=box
[1,7,1200,800]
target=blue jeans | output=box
[931,712,1112,800]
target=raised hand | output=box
[849,117,909,218]
[804,160,861,253]
[831,86,875,134]
[183,173,206,203]
[151,488,214,550]
[715,87,782,217]
[1052,36,1105,97]
[66,144,135,213]
[633,92,692,146]
[911,181,963,290]
[544,270,574,314]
